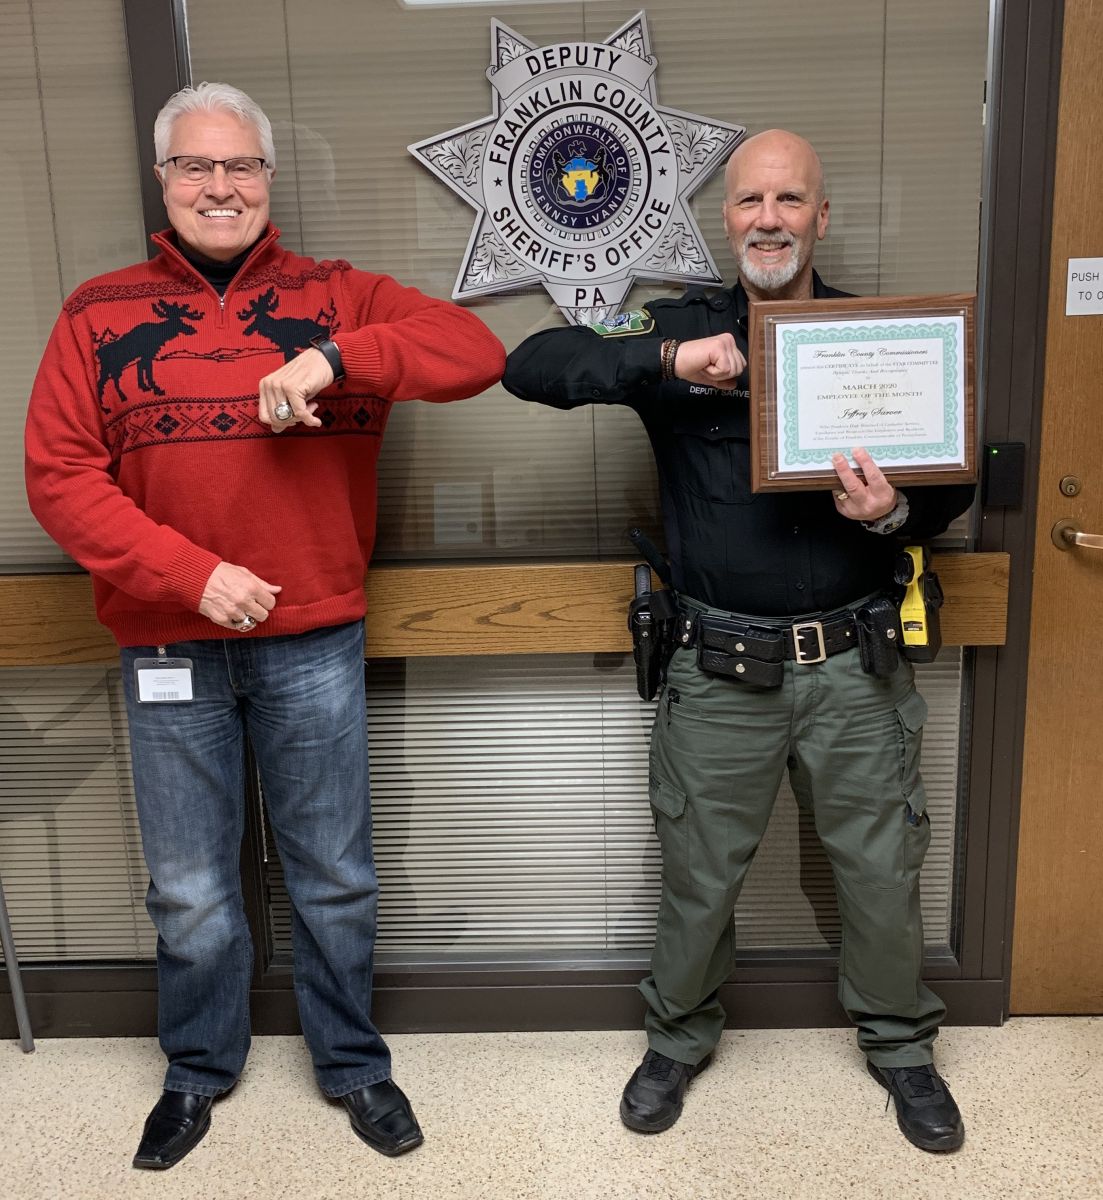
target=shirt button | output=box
[795,581,805,591]
[591,388,601,397]
[710,425,719,433]
[792,526,799,535]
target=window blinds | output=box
[0,0,147,570]
[0,651,960,965]
[185,0,988,563]
[264,650,963,958]
[0,0,987,967]
[0,668,153,961]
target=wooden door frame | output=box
[964,0,1065,997]
[1009,0,1103,1013]
[0,0,1062,1039]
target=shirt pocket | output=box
[667,400,757,505]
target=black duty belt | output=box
[677,604,861,668]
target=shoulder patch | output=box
[588,308,655,337]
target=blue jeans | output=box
[121,619,391,1098]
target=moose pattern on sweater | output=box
[238,288,338,361]
[93,300,204,408]
[74,266,373,458]
[27,227,507,648]
[80,260,346,413]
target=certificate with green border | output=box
[748,294,977,492]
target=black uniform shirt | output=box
[503,272,976,616]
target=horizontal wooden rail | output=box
[0,554,1009,667]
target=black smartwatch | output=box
[309,334,346,382]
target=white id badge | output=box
[134,657,195,703]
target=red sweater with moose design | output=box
[25,225,505,647]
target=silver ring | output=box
[234,615,257,632]
[274,402,294,421]
[835,490,851,502]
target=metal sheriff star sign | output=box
[409,11,745,326]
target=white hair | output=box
[154,82,276,167]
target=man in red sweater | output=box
[25,82,505,1169]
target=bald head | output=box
[722,129,830,300]
[725,129,826,205]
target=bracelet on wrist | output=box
[660,338,680,382]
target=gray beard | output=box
[737,232,804,292]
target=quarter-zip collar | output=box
[177,241,257,297]
[151,223,283,325]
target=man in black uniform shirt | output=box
[502,130,974,1152]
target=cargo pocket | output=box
[648,773,689,886]
[894,689,928,809]
[894,689,931,875]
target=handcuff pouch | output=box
[696,615,784,688]
[855,596,904,678]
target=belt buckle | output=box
[792,620,826,664]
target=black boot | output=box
[132,1089,214,1169]
[620,1048,711,1133]
[867,1061,965,1152]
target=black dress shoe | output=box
[340,1080,424,1157]
[132,1089,214,1170]
[867,1061,965,1152]
[620,1048,712,1133]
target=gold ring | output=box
[836,490,850,502]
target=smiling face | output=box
[156,108,272,262]
[722,130,829,300]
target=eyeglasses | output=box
[159,156,269,183]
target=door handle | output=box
[1051,519,1103,550]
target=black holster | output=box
[906,569,944,663]
[628,565,677,700]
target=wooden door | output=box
[1011,0,1103,1012]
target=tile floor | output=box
[1,1019,1100,1200]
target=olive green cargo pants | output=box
[641,603,946,1069]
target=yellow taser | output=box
[894,545,944,662]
